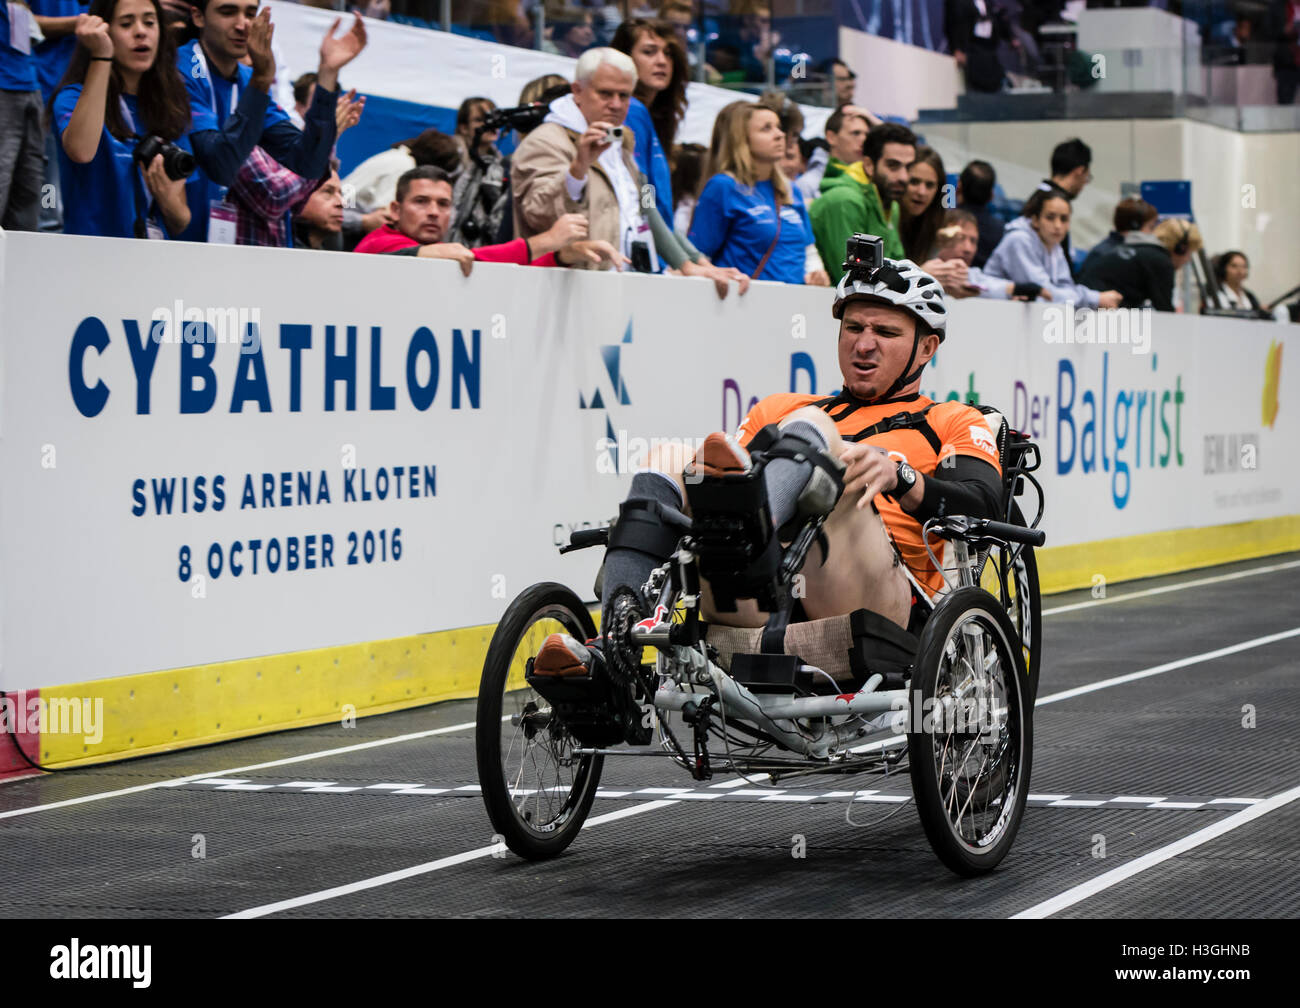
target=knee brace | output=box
[746,424,847,537]
[606,497,689,560]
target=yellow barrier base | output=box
[33,514,1300,769]
[1035,514,1300,594]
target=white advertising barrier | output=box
[262,2,831,149]
[0,231,1294,690]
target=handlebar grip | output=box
[982,520,1045,547]
[558,527,610,554]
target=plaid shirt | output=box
[229,146,320,247]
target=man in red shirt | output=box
[355,165,622,273]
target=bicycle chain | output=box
[603,588,647,697]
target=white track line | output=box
[1012,782,1300,919]
[0,719,476,820]
[221,800,680,919]
[1034,627,1300,707]
[1041,558,1300,617]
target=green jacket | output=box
[821,157,853,183]
[810,171,904,282]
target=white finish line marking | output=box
[0,720,479,821]
[185,774,1262,810]
[1012,782,1300,919]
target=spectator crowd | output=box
[0,0,1286,317]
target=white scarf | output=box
[546,94,642,250]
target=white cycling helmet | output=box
[831,255,948,343]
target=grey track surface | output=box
[2,553,1297,918]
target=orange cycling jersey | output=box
[736,391,1002,597]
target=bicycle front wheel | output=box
[475,582,602,860]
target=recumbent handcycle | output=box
[475,406,1045,877]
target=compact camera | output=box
[604,125,624,144]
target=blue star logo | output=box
[579,320,633,467]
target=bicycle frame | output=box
[620,525,1002,771]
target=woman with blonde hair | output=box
[518,73,569,108]
[705,99,747,176]
[688,102,826,284]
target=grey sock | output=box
[602,470,684,609]
[763,420,830,529]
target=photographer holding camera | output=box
[53,0,199,238]
[511,51,748,295]
[511,48,647,269]
[449,101,548,248]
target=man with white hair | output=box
[511,48,650,269]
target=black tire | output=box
[907,587,1033,877]
[475,582,602,860]
[979,500,1043,703]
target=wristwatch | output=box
[885,460,917,502]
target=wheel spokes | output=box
[932,613,1020,849]
[499,613,584,833]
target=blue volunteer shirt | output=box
[0,4,38,91]
[177,37,290,135]
[53,84,200,238]
[688,174,812,284]
[30,0,88,101]
[625,96,672,227]
[175,38,335,242]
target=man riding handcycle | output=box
[475,235,1046,876]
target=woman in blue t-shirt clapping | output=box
[688,102,828,286]
[53,0,195,238]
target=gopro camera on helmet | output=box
[843,233,884,281]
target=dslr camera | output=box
[468,103,550,168]
[134,135,195,181]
